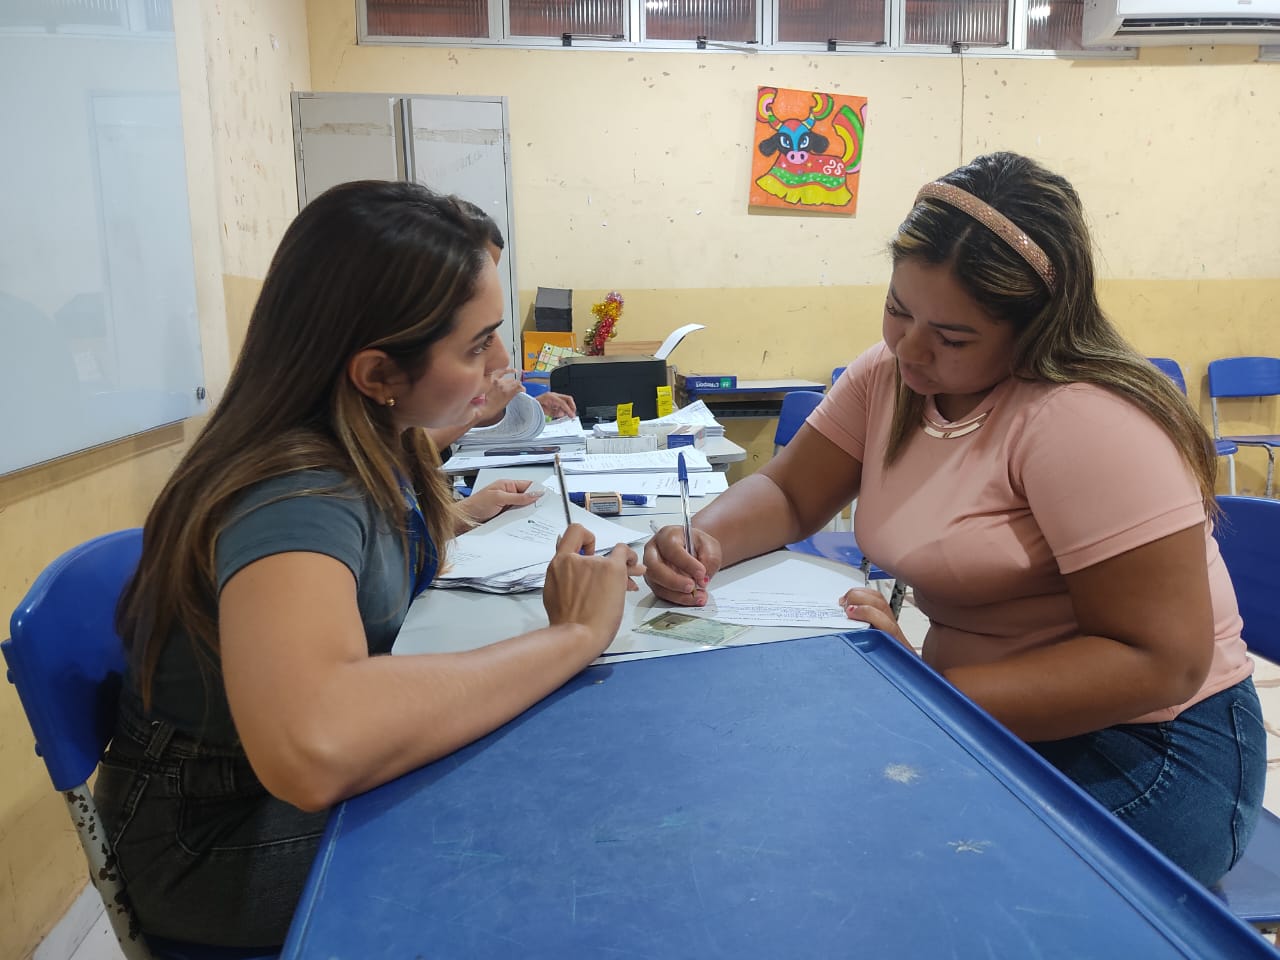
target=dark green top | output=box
[134,469,418,745]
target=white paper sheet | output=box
[561,448,712,474]
[653,322,705,361]
[434,494,645,590]
[443,448,586,472]
[543,472,728,497]
[677,557,867,629]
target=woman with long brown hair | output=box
[645,152,1264,886]
[95,180,640,948]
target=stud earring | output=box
[385,397,397,408]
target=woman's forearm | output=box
[691,473,810,568]
[945,633,1208,742]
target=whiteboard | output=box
[0,4,205,477]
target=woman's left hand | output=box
[458,479,543,525]
[838,585,914,652]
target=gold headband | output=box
[914,181,1056,293]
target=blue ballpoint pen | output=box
[677,451,694,555]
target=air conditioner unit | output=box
[1082,0,1280,45]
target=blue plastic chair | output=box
[1148,357,1237,494]
[772,389,823,453]
[523,380,550,399]
[830,366,846,387]
[3,529,278,960]
[1207,357,1280,496]
[1210,495,1280,939]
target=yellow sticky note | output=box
[655,386,674,417]
[619,416,640,438]
[616,403,633,421]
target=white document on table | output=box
[542,472,728,497]
[435,494,644,588]
[561,448,712,475]
[443,448,587,472]
[678,557,867,629]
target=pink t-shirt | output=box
[808,342,1251,724]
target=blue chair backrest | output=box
[3,529,143,791]
[523,381,549,399]
[1207,357,1280,399]
[774,390,823,449]
[831,366,846,386]
[1148,357,1187,395]
[1214,496,1280,663]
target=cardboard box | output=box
[522,331,577,371]
[533,287,573,332]
[684,375,737,391]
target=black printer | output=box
[550,355,669,424]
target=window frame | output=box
[357,0,1132,58]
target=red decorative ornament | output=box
[582,291,624,356]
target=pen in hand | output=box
[553,453,573,528]
[677,451,694,557]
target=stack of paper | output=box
[454,393,587,454]
[560,448,712,475]
[591,400,725,440]
[432,494,646,594]
[543,471,729,498]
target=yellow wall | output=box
[307,2,1279,489]
[5,3,1279,954]
[0,2,311,956]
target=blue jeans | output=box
[1030,677,1266,886]
[93,693,327,948]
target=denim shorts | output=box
[1030,677,1266,887]
[93,694,327,948]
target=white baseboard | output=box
[33,882,103,960]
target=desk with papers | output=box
[282,459,1273,960]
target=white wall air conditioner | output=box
[1083,0,1280,45]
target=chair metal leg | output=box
[64,786,154,960]
[1228,454,1237,495]
[889,581,907,618]
[1266,449,1275,498]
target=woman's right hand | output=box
[643,525,723,606]
[543,524,640,649]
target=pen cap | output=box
[677,451,688,483]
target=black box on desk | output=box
[550,355,668,424]
[534,287,573,332]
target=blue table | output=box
[283,632,1269,959]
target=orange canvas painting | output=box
[750,86,868,214]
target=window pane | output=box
[509,0,626,37]
[646,0,755,42]
[366,0,488,38]
[778,0,886,44]
[904,0,1007,46]
[1025,0,1083,50]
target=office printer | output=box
[550,355,669,424]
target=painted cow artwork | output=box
[750,86,868,214]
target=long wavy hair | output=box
[120,180,490,706]
[885,152,1216,507]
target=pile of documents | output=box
[561,447,712,475]
[591,399,725,440]
[433,494,646,594]
[453,392,587,455]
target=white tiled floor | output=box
[60,588,1280,960]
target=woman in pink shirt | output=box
[645,152,1264,886]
